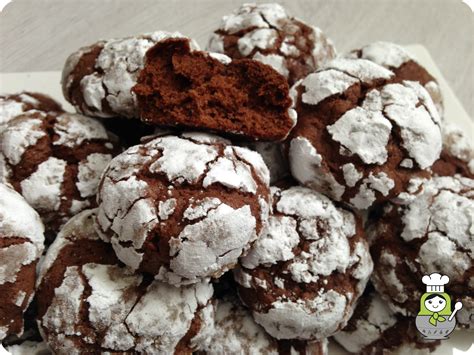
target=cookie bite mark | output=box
[133,38,296,141]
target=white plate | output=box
[0,45,472,355]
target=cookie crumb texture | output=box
[0,111,116,233]
[36,209,215,354]
[96,132,271,286]
[62,31,190,118]
[0,92,63,131]
[368,176,474,329]
[133,37,296,141]
[208,3,336,86]
[204,297,328,355]
[235,185,373,340]
[347,41,443,115]
[432,123,474,179]
[0,184,45,340]
[334,287,440,354]
[289,58,442,209]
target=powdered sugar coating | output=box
[208,3,336,85]
[235,186,373,340]
[0,111,115,232]
[0,183,44,339]
[347,41,444,115]
[204,297,328,355]
[433,122,474,177]
[289,58,441,209]
[334,289,437,354]
[37,209,215,353]
[62,31,197,118]
[0,92,62,131]
[96,132,271,285]
[369,176,474,328]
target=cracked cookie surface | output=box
[0,111,117,234]
[208,3,336,86]
[288,58,442,209]
[96,132,271,286]
[36,209,215,354]
[0,184,45,340]
[368,176,474,329]
[234,185,373,340]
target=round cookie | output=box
[0,111,117,233]
[207,3,336,86]
[0,184,45,341]
[288,58,442,209]
[203,297,328,355]
[347,41,443,115]
[95,132,271,286]
[368,176,474,329]
[36,209,215,354]
[234,185,373,340]
[62,31,192,119]
[133,37,296,141]
[334,286,440,354]
[0,92,63,131]
[432,123,474,179]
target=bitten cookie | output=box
[0,184,45,340]
[203,297,328,355]
[432,123,474,179]
[368,176,474,329]
[62,31,191,118]
[0,92,63,131]
[288,58,442,209]
[334,287,440,354]
[234,185,373,340]
[36,209,215,354]
[133,37,296,141]
[0,111,116,234]
[207,3,336,86]
[347,41,443,115]
[96,132,271,286]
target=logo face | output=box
[415,273,463,340]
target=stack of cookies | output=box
[1,3,472,354]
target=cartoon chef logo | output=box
[415,273,463,340]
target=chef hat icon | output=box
[422,273,450,292]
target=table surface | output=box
[0,0,473,119]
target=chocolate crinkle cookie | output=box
[207,3,336,86]
[62,31,192,118]
[368,176,474,329]
[133,37,296,141]
[36,209,215,354]
[0,92,63,131]
[234,185,373,340]
[0,184,45,341]
[288,58,442,209]
[95,132,271,286]
[347,41,443,115]
[202,296,328,355]
[432,123,474,179]
[0,111,117,234]
[334,286,440,354]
